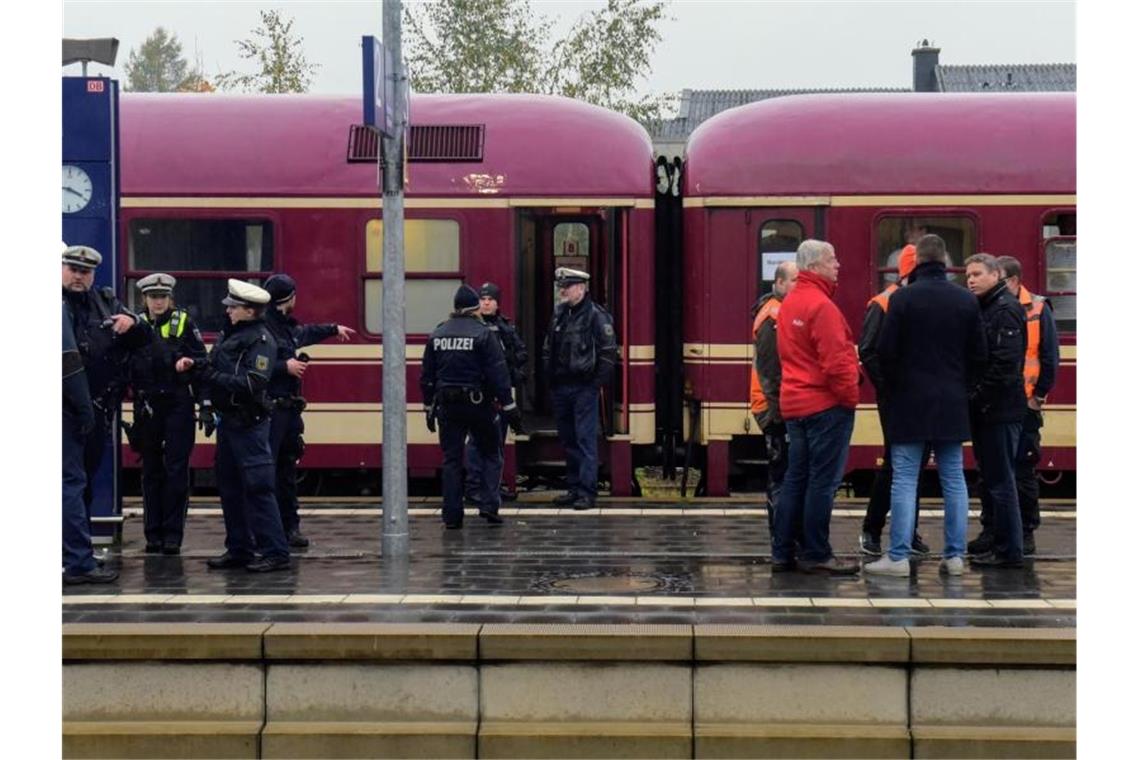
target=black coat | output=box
[878,261,987,443]
[972,282,1027,425]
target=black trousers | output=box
[439,400,502,524]
[761,421,788,537]
[138,394,196,548]
[979,408,1043,535]
[216,415,289,561]
[973,421,1024,560]
[269,405,304,534]
[81,414,110,520]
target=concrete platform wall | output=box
[62,623,1075,759]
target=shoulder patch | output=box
[256,355,269,371]
[603,323,614,336]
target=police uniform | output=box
[262,274,340,547]
[421,285,523,528]
[195,280,290,572]
[541,268,618,509]
[61,245,152,517]
[464,282,529,507]
[128,273,207,555]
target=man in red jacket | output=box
[771,240,860,575]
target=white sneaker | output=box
[864,556,910,576]
[939,556,965,576]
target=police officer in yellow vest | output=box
[971,256,1059,556]
[128,273,208,554]
[750,260,797,538]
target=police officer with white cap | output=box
[127,273,208,555]
[261,273,357,547]
[62,244,152,518]
[421,285,525,528]
[181,279,290,572]
[542,267,618,509]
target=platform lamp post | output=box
[380,0,409,557]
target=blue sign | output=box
[362,35,392,136]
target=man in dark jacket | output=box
[965,253,1028,568]
[865,235,988,577]
[542,268,618,510]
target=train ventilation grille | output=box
[347,124,485,163]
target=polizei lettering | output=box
[434,336,475,351]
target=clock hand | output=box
[64,187,85,198]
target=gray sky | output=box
[64,0,1075,105]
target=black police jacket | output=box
[63,287,152,402]
[420,313,515,408]
[62,300,94,427]
[972,281,1028,425]
[542,294,618,386]
[484,312,528,386]
[199,318,277,419]
[130,309,208,400]
[264,308,338,399]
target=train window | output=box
[875,216,976,288]
[364,278,463,334]
[1043,210,1077,332]
[756,220,804,295]
[554,223,590,259]
[129,219,274,271]
[365,219,460,272]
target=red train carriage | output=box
[118,93,657,495]
[681,93,1076,496]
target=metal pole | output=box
[381,0,408,556]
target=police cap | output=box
[264,273,297,304]
[137,272,177,295]
[554,267,589,287]
[479,282,502,302]
[454,284,480,313]
[222,278,271,307]
[62,245,102,270]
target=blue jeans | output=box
[552,383,600,498]
[772,406,854,563]
[888,441,969,561]
[63,414,96,575]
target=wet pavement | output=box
[62,500,1076,628]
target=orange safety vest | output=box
[1019,286,1046,399]
[749,298,782,414]
[867,283,899,314]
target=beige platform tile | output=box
[458,595,521,605]
[264,623,479,660]
[695,663,908,724]
[479,721,691,759]
[481,662,692,722]
[695,597,754,607]
[635,596,695,606]
[285,595,348,604]
[63,623,268,660]
[171,595,235,605]
[911,668,1075,727]
[262,721,476,759]
[927,598,993,609]
[908,627,1075,665]
[63,721,261,760]
[575,595,637,606]
[695,626,910,664]
[557,508,602,515]
[513,595,579,605]
[108,594,176,604]
[498,508,522,516]
[911,725,1077,759]
[868,598,933,608]
[268,664,478,722]
[341,594,405,604]
[62,595,117,604]
[988,599,1053,609]
[407,508,437,516]
[695,723,911,759]
[681,508,726,515]
[752,596,813,607]
[400,594,465,604]
[64,663,263,721]
[480,624,692,661]
[519,508,560,515]
[810,598,874,608]
[223,595,292,604]
[1049,599,1078,609]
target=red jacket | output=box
[776,270,860,419]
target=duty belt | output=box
[273,395,307,411]
[437,386,485,404]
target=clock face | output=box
[62,165,93,213]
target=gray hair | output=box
[915,234,948,265]
[796,239,834,270]
[965,252,1000,273]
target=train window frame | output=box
[871,211,980,291]
[123,215,278,336]
[361,216,464,337]
[755,219,805,297]
[1040,208,1076,334]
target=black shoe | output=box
[287,529,310,548]
[161,545,181,556]
[479,511,504,525]
[207,552,250,569]
[553,491,578,507]
[144,543,162,554]
[858,532,882,557]
[63,567,119,585]
[800,557,861,576]
[911,534,931,558]
[570,496,596,511]
[443,521,463,530]
[246,555,291,573]
[1022,533,1036,556]
[967,532,994,556]
[969,551,1024,568]
[771,559,797,573]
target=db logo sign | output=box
[87,81,105,93]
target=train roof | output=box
[120,93,654,198]
[684,93,1075,196]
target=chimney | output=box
[912,39,941,92]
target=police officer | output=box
[542,267,618,509]
[63,294,118,585]
[421,285,525,528]
[262,273,357,547]
[183,279,291,572]
[464,281,528,507]
[127,273,207,555]
[62,245,152,517]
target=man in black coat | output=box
[965,253,1028,568]
[864,234,988,577]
